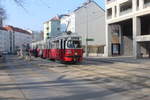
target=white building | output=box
[105,0,150,58]
[28,30,43,42]
[60,1,106,56]
[60,13,75,33]
[4,25,32,53]
[0,28,10,53]
[43,16,61,41]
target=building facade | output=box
[60,13,75,33]
[105,0,150,58]
[0,28,10,53]
[75,1,106,56]
[3,25,32,53]
[28,30,43,42]
[43,16,61,40]
[60,1,106,56]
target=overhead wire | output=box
[39,0,51,9]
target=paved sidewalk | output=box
[0,55,150,100]
[32,56,150,100]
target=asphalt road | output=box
[0,55,149,100]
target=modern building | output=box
[3,25,32,53]
[60,0,106,56]
[105,0,150,58]
[43,16,61,40]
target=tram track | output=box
[26,56,150,89]
[14,56,150,99]
[64,66,150,97]
[45,62,150,98]
[51,59,150,88]
[30,57,150,85]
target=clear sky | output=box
[2,0,105,31]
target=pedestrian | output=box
[25,44,31,61]
[35,47,38,57]
[20,48,23,58]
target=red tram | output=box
[31,33,83,63]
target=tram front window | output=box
[67,40,81,49]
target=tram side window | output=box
[64,40,66,49]
[52,41,59,49]
[51,42,54,49]
[67,40,81,48]
[56,41,59,49]
[60,39,63,49]
[49,42,52,49]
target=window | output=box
[67,40,81,49]
[144,0,150,4]
[137,0,139,8]
[115,6,117,17]
[120,1,132,12]
[107,8,112,18]
[46,27,49,30]
[57,27,60,31]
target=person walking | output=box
[25,44,31,61]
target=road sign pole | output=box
[84,6,89,57]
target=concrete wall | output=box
[122,36,133,56]
[105,0,150,58]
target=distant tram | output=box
[31,33,83,63]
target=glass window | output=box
[67,40,81,49]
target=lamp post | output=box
[84,6,89,57]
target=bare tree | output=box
[0,0,25,26]
[13,0,24,8]
[0,0,26,18]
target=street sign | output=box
[86,38,94,41]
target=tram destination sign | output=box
[71,37,80,40]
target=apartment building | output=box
[105,0,150,58]
[4,25,32,53]
[43,16,61,41]
[60,1,106,56]
[28,30,43,42]
[0,27,10,53]
[75,1,105,56]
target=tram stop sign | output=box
[86,38,94,41]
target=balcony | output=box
[136,35,150,42]
[144,0,150,8]
[107,0,116,4]
[119,0,132,16]
[120,9,132,16]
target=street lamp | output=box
[84,6,89,57]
